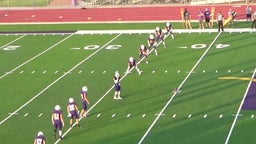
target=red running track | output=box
[0,5,254,23]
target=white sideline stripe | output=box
[224,68,256,144]
[0,34,26,49]
[0,34,121,125]
[0,29,254,36]
[54,32,170,144]
[0,34,74,80]
[75,28,255,35]
[138,32,222,144]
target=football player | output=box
[34,131,46,144]
[155,27,167,48]
[51,105,65,140]
[80,86,90,118]
[67,97,80,127]
[165,22,174,39]
[138,44,149,64]
[113,71,121,99]
[147,34,158,55]
[125,57,142,75]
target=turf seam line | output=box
[138,32,222,144]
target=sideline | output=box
[138,32,222,144]
[0,28,254,36]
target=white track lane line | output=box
[54,33,170,144]
[224,68,256,144]
[138,32,222,144]
[0,34,121,125]
[0,34,74,80]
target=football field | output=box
[0,24,256,144]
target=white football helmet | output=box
[82,86,88,92]
[155,27,160,31]
[115,71,119,77]
[149,34,154,39]
[69,97,74,103]
[37,131,44,136]
[55,105,61,111]
[166,22,170,26]
[129,57,134,62]
[140,44,145,50]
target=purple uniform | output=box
[67,102,79,119]
[81,91,88,110]
[114,76,121,91]
[52,110,63,130]
[155,29,164,41]
[34,135,45,144]
[139,45,148,59]
[128,59,137,68]
[204,10,211,22]
[165,25,173,34]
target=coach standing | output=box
[217,11,224,32]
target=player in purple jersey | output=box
[147,34,158,55]
[80,86,90,118]
[67,97,80,127]
[125,57,142,75]
[34,131,46,144]
[113,71,122,99]
[165,22,174,39]
[204,8,211,27]
[51,105,65,140]
[138,44,149,64]
[155,27,167,48]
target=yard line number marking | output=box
[138,32,222,144]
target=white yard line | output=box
[224,68,256,144]
[54,33,170,144]
[0,34,26,50]
[0,34,74,80]
[138,32,222,144]
[0,34,120,125]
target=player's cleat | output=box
[60,136,63,140]
[53,133,56,139]
[117,97,122,99]
[146,61,148,64]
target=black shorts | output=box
[205,18,210,22]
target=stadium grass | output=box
[0,24,256,144]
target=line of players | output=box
[34,22,175,144]
[113,22,175,100]
[34,86,89,143]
